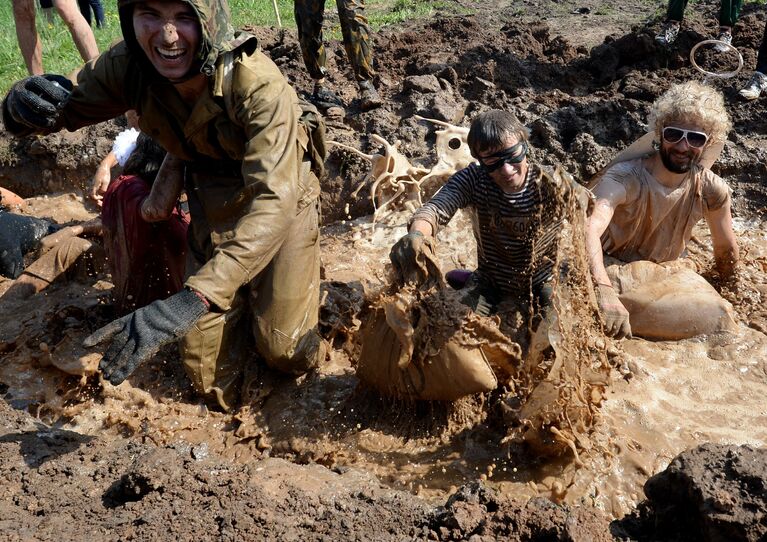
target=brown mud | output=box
[1,0,767,540]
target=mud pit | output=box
[1,1,767,539]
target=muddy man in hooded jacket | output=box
[2,0,324,411]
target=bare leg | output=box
[12,0,43,75]
[54,0,99,62]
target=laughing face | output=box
[659,121,707,174]
[132,1,201,82]
[478,135,529,194]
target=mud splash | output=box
[2,195,766,521]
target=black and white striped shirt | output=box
[412,163,563,296]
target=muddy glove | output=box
[2,74,72,136]
[84,288,209,385]
[389,231,443,288]
[0,211,55,278]
[595,283,631,339]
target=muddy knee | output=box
[258,326,323,375]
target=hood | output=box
[118,0,237,77]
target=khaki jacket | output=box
[54,36,315,311]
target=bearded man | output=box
[586,81,739,340]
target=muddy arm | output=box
[586,179,626,286]
[408,218,433,237]
[38,218,102,254]
[140,154,184,222]
[706,199,739,279]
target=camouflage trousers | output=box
[294,0,375,81]
[666,0,742,27]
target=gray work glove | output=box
[0,211,54,278]
[2,74,72,136]
[389,231,443,288]
[84,288,209,385]
[594,283,632,339]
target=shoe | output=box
[655,21,680,47]
[310,83,344,110]
[713,29,732,53]
[358,80,382,111]
[739,71,767,101]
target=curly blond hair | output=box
[648,81,732,145]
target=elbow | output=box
[139,198,174,222]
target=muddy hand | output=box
[389,231,443,288]
[84,289,209,385]
[595,283,632,339]
[2,75,73,136]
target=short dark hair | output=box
[467,110,529,158]
[122,133,166,185]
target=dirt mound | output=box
[613,444,767,541]
[0,123,120,199]
[433,482,612,541]
[0,395,616,541]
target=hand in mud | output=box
[2,75,73,136]
[595,284,632,339]
[83,289,209,385]
[389,231,443,289]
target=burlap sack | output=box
[607,259,737,339]
[356,288,521,401]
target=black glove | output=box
[83,288,209,385]
[2,74,73,136]
[0,211,54,278]
[389,231,443,288]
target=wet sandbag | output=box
[607,259,737,339]
[0,211,54,278]
[356,287,522,401]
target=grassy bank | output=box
[0,0,458,96]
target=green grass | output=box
[234,0,465,33]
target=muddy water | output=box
[1,199,766,519]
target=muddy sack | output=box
[607,259,737,339]
[356,287,521,401]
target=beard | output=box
[659,144,697,174]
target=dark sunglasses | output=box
[662,126,708,149]
[480,141,528,173]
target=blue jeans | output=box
[77,0,104,27]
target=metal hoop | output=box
[690,39,744,79]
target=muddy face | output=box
[132,1,201,82]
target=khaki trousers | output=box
[180,198,321,411]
